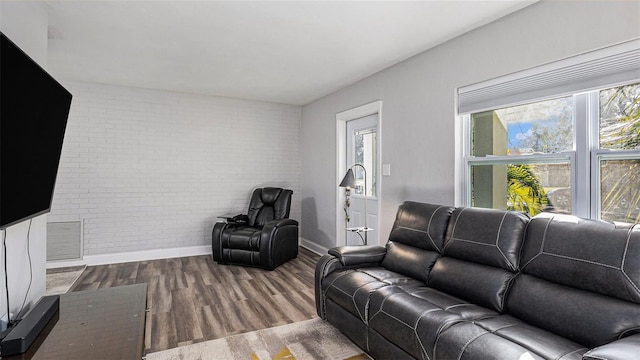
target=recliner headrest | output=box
[247,187,293,227]
[261,187,282,206]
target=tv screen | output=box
[1,32,72,229]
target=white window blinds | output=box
[458,39,640,114]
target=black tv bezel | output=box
[0,32,72,230]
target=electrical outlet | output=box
[0,312,13,332]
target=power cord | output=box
[2,218,35,329]
[16,219,33,320]
[2,229,9,327]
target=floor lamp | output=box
[339,164,372,245]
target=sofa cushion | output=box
[386,202,454,252]
[443,207,529,270]
[520,213,640,303]
[506,213,640,348]
[321,268,423,324]
[584,334,640,360]
[382,202,454,283]
[382,242,440,284]
[507,274,640,349]
[221,226,262,251]
[429,257,518,312]
[368,285,498,360]
[429,207,529,312]
[435,315,587,360]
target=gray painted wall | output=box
[300,1,640,250]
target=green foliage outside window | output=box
[600,84,640,150]
[599,83,640,223]
[507,164,547,216]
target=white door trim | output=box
[336,100,382,246]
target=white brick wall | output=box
[49,81,301,256]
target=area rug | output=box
[45,265,86,295]
[146,318,371,360]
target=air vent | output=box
[47,221,82,261]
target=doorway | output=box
[345,115,378,245]
[336,101,382,246]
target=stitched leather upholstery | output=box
[329,245,387,267]
[435,315,587,360]
[429,207,529,312]
[520,213,640,303]
[505,213,640,348]
[382,202,454,283]
[315,202,640,360]
[584,334,640,360]
[317,202,452,355]
[247,187,291,227]
[212,187,298,270]
[368,284,498,360]
[321,267,424,350]
[368,206,528,360]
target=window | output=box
[353,127,377,197]
[595,83,640,223]
[463,82,640,223]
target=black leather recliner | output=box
[212,187,298,270]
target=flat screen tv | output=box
[1,32,72,229]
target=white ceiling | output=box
[46,1,537,105]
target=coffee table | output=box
[9,284,147,359]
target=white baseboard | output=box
[46,259,87,269]
[47,239,330,268]
[84,245,212,266]
[47,245,212,268]
[300,237,329,255]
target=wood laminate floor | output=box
[70,247,321,354]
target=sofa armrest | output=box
[583,334,640,360]
[328,245,387,267]
[314,245,387,319]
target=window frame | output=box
[591,151,640,221]
[460,82,640,222]
[462,118,577,216]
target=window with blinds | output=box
[458,39,640,224]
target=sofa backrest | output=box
[381,202,454,283]
[505,213,640,348]
[428,207,530,312]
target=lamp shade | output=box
[339,168,356,189]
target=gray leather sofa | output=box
[315,202,640,359]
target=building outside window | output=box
[462,82,640,224]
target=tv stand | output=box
[1,284,147,359]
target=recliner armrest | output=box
[583,334,640,360]
[260,218,299,270]
[231,214,249,224]
[264,218,298,228]
[328,245,387,267]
